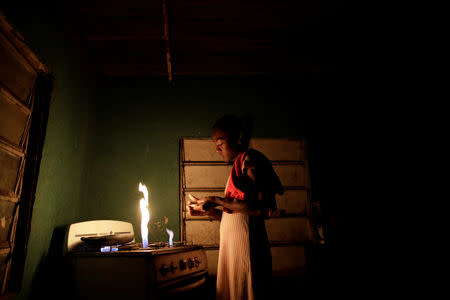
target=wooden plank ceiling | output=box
[61,0,331,79]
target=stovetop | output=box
[69,240,203,256]
[118,241,196,251]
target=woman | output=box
[188,115,283,300]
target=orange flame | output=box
[139,182,150,248]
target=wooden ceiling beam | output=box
[162,0,173,82]
[72,0,163,17]
[170,0,297,10]
[59,0,315,78]
[75,18,163,36]
[101,68,294,78]
[84,34,163,41]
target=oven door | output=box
[67,253,211,300]
[157,270,211,299]
[158,270,207,292]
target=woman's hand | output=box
[188,194,218,216]
[188,194,206,216]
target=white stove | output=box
[65,220,208,299]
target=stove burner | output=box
[117,240,194,251]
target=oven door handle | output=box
[165,276,206,293]
[160,270,208,293]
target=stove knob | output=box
[170,262,177,272]
[194,256,200,267]
[188,258,194,269]
[179,259,187,270]
[160,264,170,275]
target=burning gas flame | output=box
[139,182,150,248]
[166,228,174,247]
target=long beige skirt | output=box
[216,212,254,300]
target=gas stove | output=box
[65,220,208,299]
[117,240,198,251]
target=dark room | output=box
[0,1,362,299]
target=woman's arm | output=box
[189,150,278,217]
[206,196,263,216]
[198,155,271,216]
[189,194,258,217]
[188,194,223,220]
[205,208,222,221]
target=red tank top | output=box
[223,150,278,218]
[223,152,246,213]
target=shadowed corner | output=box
[29,225,73,300]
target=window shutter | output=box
[0,13,50,295]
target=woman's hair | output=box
[213,114,253,150]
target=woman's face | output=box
[212,128,239,163]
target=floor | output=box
[195,274,311,299]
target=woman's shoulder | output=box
[243,149,283,194]
[243,149,271,168]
